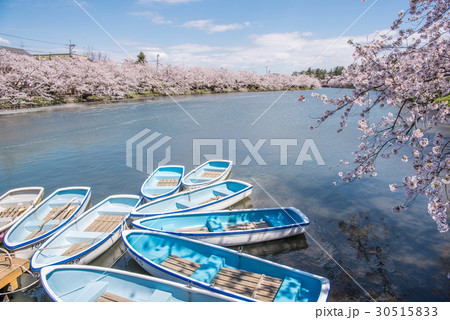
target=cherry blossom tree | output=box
[0,48,320,107]
[313,0,449,232]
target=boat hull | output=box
[182,160,232,190]
[30,195,142,271]
[0,187,45,236]
[161,225,306,246]
[3,187,91,259]
[40,265,238,302]
[122,230,330,302]
[131,179,252,220]
[132,207,309,246]
[140,165,185,202]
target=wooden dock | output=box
[0,254,30,293]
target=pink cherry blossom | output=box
[313,0,449,232]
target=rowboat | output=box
[130,180,252,220]
[132,207,310,246]
[0,187,45,241]
[40,265,239,302]
[122,230,330,302]
[30,195,142,272]
[3,187,91,259]
[181,160,232,190]
[140,165,184,202]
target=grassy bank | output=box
[0,87,312,110]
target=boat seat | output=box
[97,292,134,302]
[83,215,125,233]
[263,214,285,228]
[201,171,223,178]
[175,202,189,209]
[190,255,225,284]
[212,267,283,302]
[198,196,223,206]
[160,255,201,277]
[0,206,27,219]
[25,219,68,240]
[67,280,108,301]
[224,221,270,231]
[148,289,172,302]
[26,205,80,240]
[61,241,94,256]
[206,217,225,232]
[273,276,309,302]
[157,179,179,187]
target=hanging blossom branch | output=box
[312,0,450,232]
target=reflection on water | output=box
[0,89,448,302]
[232,233,308,257]
[337,212,397,301]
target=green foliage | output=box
[136,52,146,64]
[292,66,345,80]
[434,94,450,103]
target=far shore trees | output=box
[0,49,320,107]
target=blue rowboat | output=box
[40,265,238,302]
[3,187,91,259]
[130,180,252,220]
[181,160,232,190]
[132,207,310,246]
[0,187,45,241]
[122,230,330,302]
[140,165,185,202]
[30,195,142,272]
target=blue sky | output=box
[0,0,410,74]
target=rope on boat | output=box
[0,279,40,297]
[0,247,39,298]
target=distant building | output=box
[33,53,88,61]
[0,45,32,56]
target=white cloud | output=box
[182,19,250,34]
[301,31,314,37]
[161,29,390,74]
[168,43,220,53]
[110,29,390,74]
[0,37,11,45]
[129,11,172,24]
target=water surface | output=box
[0,89,448,301]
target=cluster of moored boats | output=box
[0,160,330,302]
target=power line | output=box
[0,32,67,46]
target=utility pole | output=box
[68,40,75,58]
[156,53,160,71]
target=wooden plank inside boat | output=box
[97,292,134,302]
[160,255,200,277]
[61,242,94,256]
[84,215,124,233]
[201,171,222,178]
[0,206,27,219]
[25,205,81,240]
[44,205,77,220]
[224,221,270,231]
[157,179,178,186]
[198,195,223,206]
[212,267,282,302]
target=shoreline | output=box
[0,87,315,116]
